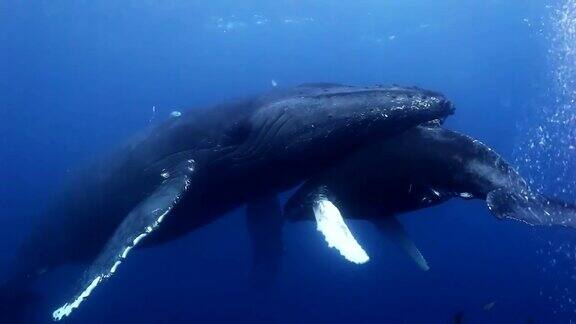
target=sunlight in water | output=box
[313,197,369,264]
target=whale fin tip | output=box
[52,159,196,321]
[376,216,429,271]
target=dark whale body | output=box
[286,126,576,269]
[287,125,531,219]
[1,84,454,321]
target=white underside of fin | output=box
[312,197,369,264]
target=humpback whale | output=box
[0,84,454,321]
[285,126,576,269]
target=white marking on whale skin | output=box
[132,233,147,245]
[121,246,132,259]
[313,197,369,264]
[466,160,508,188]
[52,276,102,321]
[110,261,121,274]
[459,192,473,199]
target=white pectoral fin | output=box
[312,197,369,264]
[52,159,195,321]
[377,216,429,271]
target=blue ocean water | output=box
[1,0,575,323]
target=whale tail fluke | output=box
[0,278,38,324]
[487,188,576,229]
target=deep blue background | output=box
[1,1,574,323]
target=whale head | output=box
[244,83,455,167]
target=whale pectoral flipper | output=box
[375,216,429,271]
[52,159,195,321]
[487,188,576,228]
[246,195,283,288]
[311,194,370,264]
